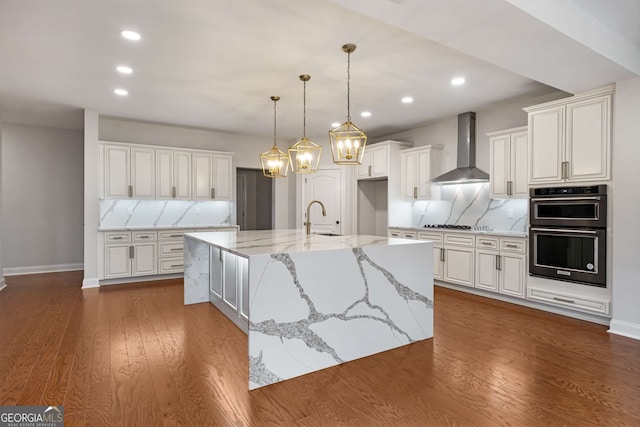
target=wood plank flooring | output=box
[0,271,638,426]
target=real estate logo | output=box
[0,406,64,427]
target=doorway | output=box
[236,168,273,230]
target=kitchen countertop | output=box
[98,225,239,232]
[185,229,425,258]
[389,226,527,238]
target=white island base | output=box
[184,230,434,390]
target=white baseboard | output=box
[82,278,100,289]
[0,279,6,292]
[3,263,83,276]
[608,319,640,341]
[99,273,183,286]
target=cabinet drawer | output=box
[527,288,610,315]
[159,242,184,257]
[159,257,184,274]
[500,238,526,253]
[104,232,131,243]
[444,233,475,247]
[132,231,157,242]
[158,230,192,241]
[418,232,443,244]
[476,236,498,249]
[402,231,417,239]
[388,229,402,238]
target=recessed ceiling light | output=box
[401,96,414,104]
[116,65,133,74]
[361,111,372,118]
[451,77,466,86]
[114,88,129,96]
[120,30,141,41]
[331,122,341,128]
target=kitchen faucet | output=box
[305,200,326,236]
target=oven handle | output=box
[530,227,598,235]
[530,196,601,202]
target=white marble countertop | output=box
[185,229,428,258]
[389,226,527,238]
[98,225,239,232]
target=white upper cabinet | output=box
[525,85,613,185]
[156,149,192,200]
[401,145,443,200]
[488,126,528,198]
[101,144,154,199]
[193,152,233,201]
[356,141,410,180]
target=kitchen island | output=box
[183,229,434,390]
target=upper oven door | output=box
[530,195,606,227]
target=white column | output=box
[0,123,5,291]
[83,110,100,288]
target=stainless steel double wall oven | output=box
[529,185,607,287]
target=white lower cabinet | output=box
[475,236,526,298]
[419,231,443,281]
[209,247,249,330]
[443,233,475,287]
[104,231,157,279]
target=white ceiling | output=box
[0,0,637,139]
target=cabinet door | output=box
[371,145,388,177]
[416,150,432,199]
[356,150,372,178]
[222,251,238,310]
[131,147,155,199]
[104,245,131,278]
[475,250,499,292]
[510,131,529,198]
[155,149,174,199]
[132,243,157,276]
[566,95,610,182]
[210,247,223,299]
[103,145,130,199]
[402,152,418,199]
[173,150,192,200]
[529,106,564,184]
[239,257,249,320]
[443,247,474,287]
[192,153,214,200]
[433,247,443,281]
[499,253,526,298]
[489,134,510,198]
[212,154,232,200]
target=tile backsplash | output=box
[412,183,528,232]
[100,200,233,229]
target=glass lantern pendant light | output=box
[329,43,367,165]
[289,75,321,174]
[260,96,290,178]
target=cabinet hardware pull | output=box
[530,227,597,235]
[170,264,184,268]
[170,248,182,251]
[139,236,150,239]
[128,185,133,198]
[169,234,182,238]
[129,246,134,259]
[172,186,176,198]
[481,242,493,246]
[211,188,216,199]
[508,180,513,196]
[441,248,445,262]
[413,186,418,199]
[112,236,123,240]
[505,244,518,248]
[553,296,575,304]
[368,165,372,177]
[530,196,601,202]
[496,254,501,270]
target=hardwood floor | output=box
[0,271,638,426]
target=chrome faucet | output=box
[305,200,327,236]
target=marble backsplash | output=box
[412,183,528,232]
[100,199,233,229]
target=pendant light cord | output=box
[273,98,277,148]
[303,80,307,138]
[346,50,351,122]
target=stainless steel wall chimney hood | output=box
[432,112,489,184]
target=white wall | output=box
[610,76,640,339]
[2,123,84,273]
[0,124,4,290]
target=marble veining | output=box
[412,182,528,232]
[100,199,232,229]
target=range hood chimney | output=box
[432,112,489,184]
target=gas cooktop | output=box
[423,224,493,231]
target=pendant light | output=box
[260,96,290,178]
[288,75,321,174]
[329,43,367,165]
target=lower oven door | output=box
[529,227,606,287]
